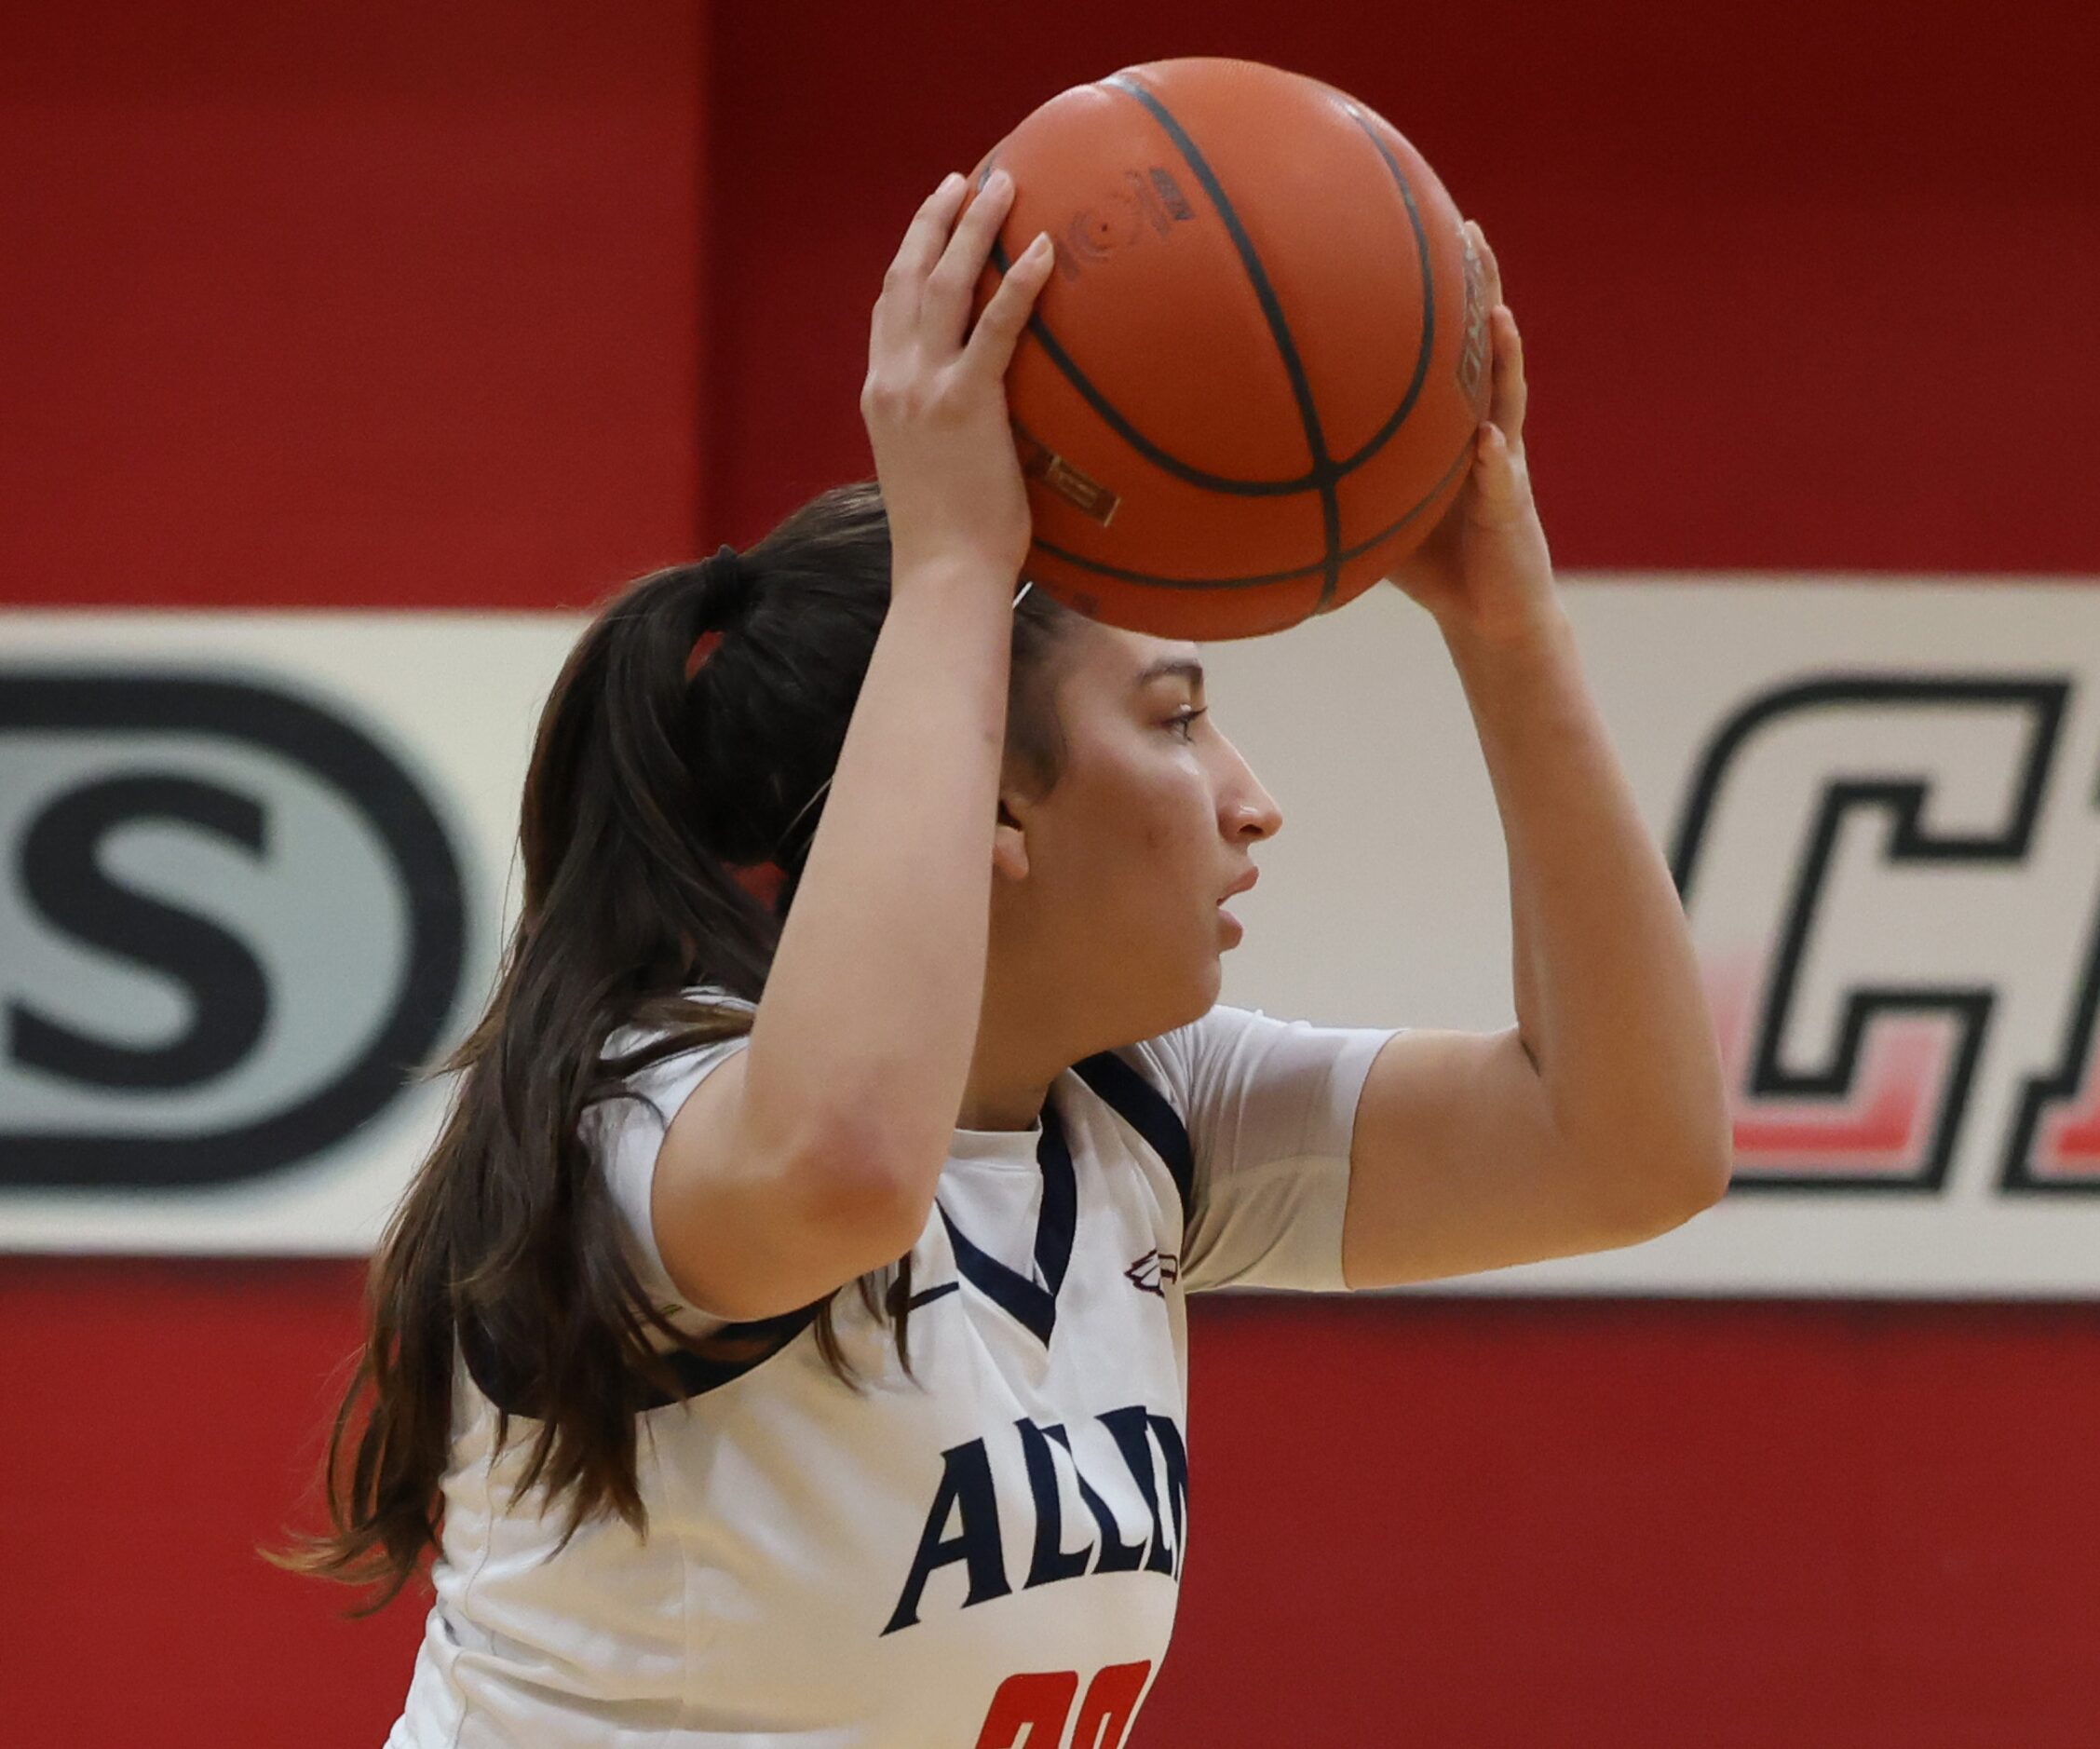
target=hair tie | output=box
[725,859,787,912]
[684,544,750,681]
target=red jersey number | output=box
[974,1661,1154,1749]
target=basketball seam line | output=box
[1031,432,1473,590]
[1102,72,1343,606]
[987,225,1310,499]
[982,126,1441,499]
[1336,105,1440,484]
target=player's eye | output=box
[1166,707,1208,742]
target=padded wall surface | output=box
[0,3,707,609]
[5,2,2099,1743]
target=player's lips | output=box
[1217,867,1256,946]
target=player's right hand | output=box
[860,169,1056,592]
[1385,221,1555,648]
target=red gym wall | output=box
[5,4,2097,1743]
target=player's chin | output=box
[1145,936,1221,1013]
[1120,959,1217,1044]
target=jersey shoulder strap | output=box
[1071,1049,1194,1222]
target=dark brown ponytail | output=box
[272,481,1078,1607]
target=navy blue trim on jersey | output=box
[938,1100,1078,1348]
[460,1303,820,1417]
[1074,1051,1194,1223]
[1036,1102,1077,1297]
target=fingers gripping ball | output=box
[967,57,1490,641]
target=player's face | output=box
[995,621,1282,1037]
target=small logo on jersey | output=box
[1124,1249,1179,1296]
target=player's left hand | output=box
[1385,222,1558,645]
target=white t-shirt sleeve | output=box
[584,1030,752,1322]
[1132,1004,1400,1294]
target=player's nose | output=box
[1218,741,1282,843]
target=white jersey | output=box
[390,997,1395,1748]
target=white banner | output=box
[7,581,2099,1294]
[0,614,562,1254]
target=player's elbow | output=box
[1593,1127,1732,1243]
[1673,1097,1737,1220]
[789,1114,944,1266]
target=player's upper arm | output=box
[594,1035,924,1325]
[654,1044,936,1321]
[1340,1026,1706,1287]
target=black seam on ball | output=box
[1102,72,1344,606]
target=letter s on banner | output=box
[1,671,467,1191]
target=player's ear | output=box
[992,793,1030,883]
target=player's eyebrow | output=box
[1131,656,1205,695]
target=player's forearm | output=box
[744,569,1011,1200]
[1446,606,1731,1223]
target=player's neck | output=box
[955,1073,1052,1133]
[957,1005,1060,1132]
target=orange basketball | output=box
[969,58,1489,641]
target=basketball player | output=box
[286,168,1730,1745]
